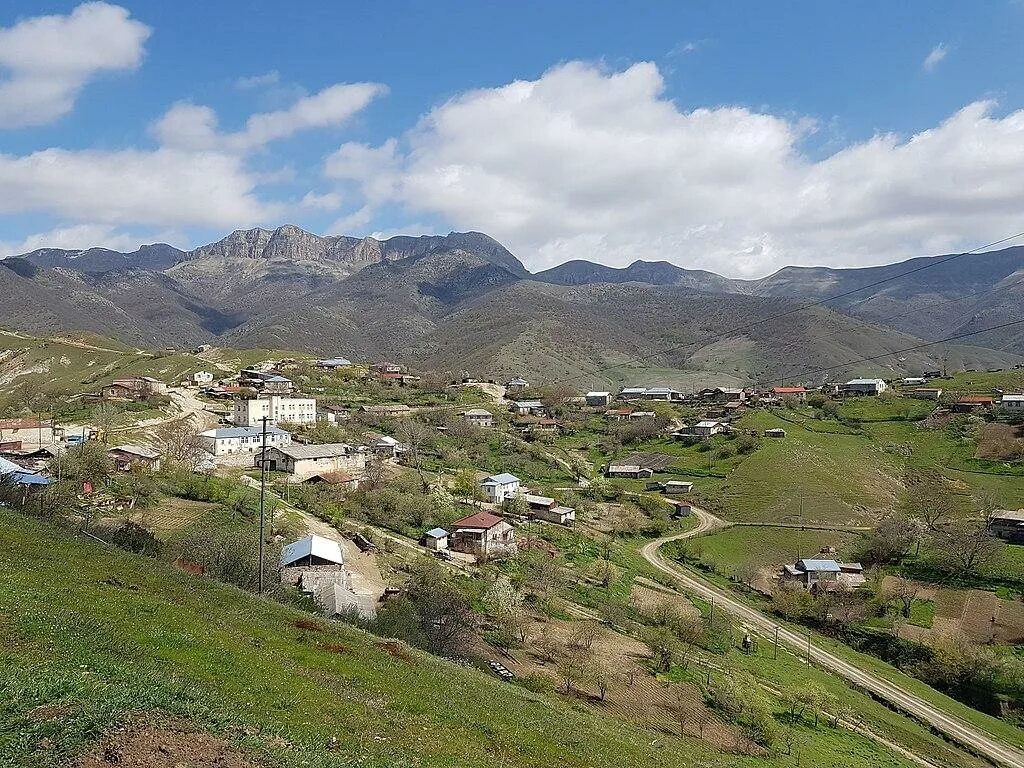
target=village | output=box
[2,340,1024,763]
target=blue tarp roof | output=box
[0,456,51,486]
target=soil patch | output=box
[75,721,256,768]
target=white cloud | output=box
[0,2,151,128]
[325,61,1024,276]
[0,146,278,228]
[235,70,280,90]
[152,82,387,153]
[0,223,185,258]
[923,43,948,72]
[300,191,343,210]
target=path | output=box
[640,510,1024,768]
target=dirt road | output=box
[641,510,1024,768]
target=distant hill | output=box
[1,226,1021,383]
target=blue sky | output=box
[2,1,1023,276]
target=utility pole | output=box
[709,595,715,627]
[774,626,780,660]
[806,629,812,664]
[257,416,269,594]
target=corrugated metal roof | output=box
[482,473,519,485]
[796,559,841,572]
[110,444,160,460]
[274,443,353,460]
[202,426,289,439]
[425,527,448,538]
[281,535,344,566]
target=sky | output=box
[1,2,1024,277]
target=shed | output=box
[424,527,449,551]
[280,535,344,567]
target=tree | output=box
[152,419,205,472]
[931,520,1003,576]
[503,493,529,519]
[568,619,601,652]
[883,576,919,619]
[362,455,388,491]
[861,511,924,564]
[901,469,961,531]
[592,659,614,702]
[556,642,593,694]
[451,469,481,505]
[396,418,434,489]
[667,687,689,736]
[642,625,678,672]
[90,403,125,442]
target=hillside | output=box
[1,227,1021,382]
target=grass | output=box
[908,599,936,629]
[678,525,862,578]
[2,509,745,768]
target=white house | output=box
[200,426,291,456]
[585,391,612,406]
[694,420,726,437]
[1001,394,1024,411]
[317,358,353,369]
[259,443,366,481]
[191,371,215,386]
[479,472,521,504]
[233,395,317,426]
[461,408,495,427]
[841,378,888,396]
[509,400,545,416]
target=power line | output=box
[561,229,1024,383]
[760,317,1024,389]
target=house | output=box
[586,391,612,407]
[604,408,633,422]
[108,445,161,472]
[782,559,865,590]
[901,377,927,387]
[523,493,576,525]
[668,499,692,518]
[259,443,365,481]
[840,378,888,396]
[449,511,516,557]
[101,376,166,401]
[239,369,294,393]
[605,461,653,479]
[764,428,787,438]
[908,388,943,401]
[302,470,359,490]
[954,395,994,413]
[663,480,694,495]
[479,472,521,504]
[771,386,808,402]
[509,400,545,416]
[318,405,352,424]
[372,362,403,375]
[199,426,291,456]
[369,434,405,458]
[461,408,495,428]
[1000,394,1024,412]
[505,377,530,394]
[988,509,1024,543]
[233,395,317,426]
[0,456,51,488]
[694,420,726,437]
[281,535,344,568]
[190,371,215,386]
[362,403,412,417]
[317,358,353,369]
[424,527,449,551]
[526,417,561,433]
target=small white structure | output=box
[479,472,521,504]
[191,371,215,386]
[585,391,612,406]
[199,426,291,456]
[664,480,693,494]
[233,395,317,426]
[1001,394,1024,411]
[280,535,344,568]
[317,358,353,369]
[694,420,726,437]
[461,408,495,427]
[509,400,545,416]
[424,527,449,551]
[782,559,865,590]
[841,378,888,396]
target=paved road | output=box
[641,510,1024,768]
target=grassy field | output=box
[677,525,863,578]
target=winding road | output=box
[641,510,1024,768]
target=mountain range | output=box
[1,225,1021,387]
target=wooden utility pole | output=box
[774,626,780,660]
[257,416,269,594]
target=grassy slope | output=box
[1,510,770,768]
[684,526,862,576]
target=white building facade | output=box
[233,395,317,426]
[200,426,292,456]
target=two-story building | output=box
[233,395,317,426]
[259,443,366,481]
[449,511,516,557]
[199,426,291,456]
[461,409,495,428]
[479,473,521,504]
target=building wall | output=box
[234,396,317,426]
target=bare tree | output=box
[152,419,205,472]
[884,576,920,619]
[556,642,593,694]
[91,403,125,443]
[568,619,602,652]
[932,520,1003,576]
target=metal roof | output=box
[845,378,885,386]
[110,444,161,460]
[462,409,493,417]
[796,559,841,572]
[1002,394,1024,402]
[273,443,354,460]
[482,472,520,485]
[586,391,611,397]
[280,535,344,566]
[0,456,51,485]
[425,527,448,538]
[511,400,543,408]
